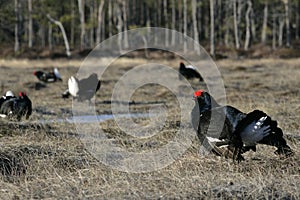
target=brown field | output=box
[0,57,299,199]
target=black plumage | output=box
[62,73,101,102]
[179,62,203,81]
[191,90,293,161]
[0,91,16,108]
[231,110,293,160]
[0,92,32,121]
[33,68,62,83]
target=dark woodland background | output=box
[1,0,300,59]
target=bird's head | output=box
[33,71,37,75]
[19,92,27,97]
[193,90,219,112]
[90,73,98,79]
[179,62,185,69]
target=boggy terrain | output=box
[0,57,299,199]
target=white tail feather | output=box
[185,65,197,70]
[5,91,14,97]
[68,76,79,97]
[54,68,62,79]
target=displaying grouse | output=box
[62,73,101,102]
[179,62,203,81]
[191,90,293,161]
[33,68,62,83]
[0,92,32,121]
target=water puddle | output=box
[35,113,151,124]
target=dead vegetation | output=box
[0,57,299,199]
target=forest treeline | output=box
[0,0,299,57]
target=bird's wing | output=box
[0,99,14,116]
[236,110,272,146]
[68,76,79,97]
[77,74,100,100]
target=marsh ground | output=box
[0,57,299,199]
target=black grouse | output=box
[33,68,62,83]
[0,92,32,121]
[62,73,101,102]
[179,62,203,81]
[191,90,293,161]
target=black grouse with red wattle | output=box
[33,68,62,83]
[191,90,293,161]
[0,92,32,121]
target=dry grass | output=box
[0,57,299,199]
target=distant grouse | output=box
[33,68,62,83]
[0,92,32,121]
[191,90,293,161]
[62,73,101,102]
[179,62,203,81]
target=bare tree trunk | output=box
[70,0,75,47]
[14,0,21,52]
[39,25,45,48]
[237,0,242,26]
[28,0,33,48]
[122,0,129,48]
[101,7,105,41]
[233,0,240,49]
[171,0,176,46]
[192,0,200,52]
[96,0,105,44]
[156,0,161,45]
[272,15,276,50]
[145,2,150,28]
[296,0,300,40]
[284,0,291,47]
[183,0,187,52]
[237,0,243,43]
[210,0,215,56]
[217,0,223,44]
[250,7,255,41]
[145,2,151,39]
[261,2,268,44]
[89,1,95,48]
[140,1,144,25]
[197,3,202,41]
[178,0,183,44]
[78,0,86,50]
[116,4,123,52]
[47,14,71,57]
[244,0,252,50]
[279,16,285,47]
[204,8,210,38]
[108,0,113,38]
[48,22,52,50]
[164,0,169,47]
[224,1,230,47]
